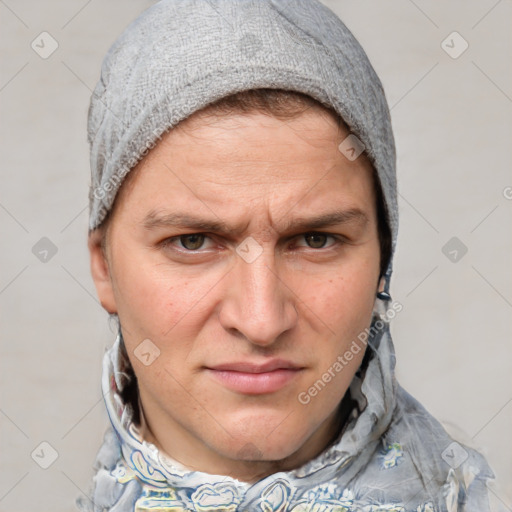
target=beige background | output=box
[0,1,510,510]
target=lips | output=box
[208,359,300,373]
[205,359,304,394]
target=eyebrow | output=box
[141,208,368,235]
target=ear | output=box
[377,276,386,294]
[88,228,118,314]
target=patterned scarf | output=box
[77,314,494,511]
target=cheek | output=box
[109,248,216,340]
[292,255,379,338]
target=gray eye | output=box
[180,234,205,250]
[304,233,328,249]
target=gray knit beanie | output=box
[87,0,397,287]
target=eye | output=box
[165,233,211,251]
[298,232,339,249]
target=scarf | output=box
[76,315,494,511]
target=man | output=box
[81,0,494,510]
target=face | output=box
[89,108,381,481]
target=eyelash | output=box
[160,232,344,253]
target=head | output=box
[87,0,397,482]
[88,89,391,480]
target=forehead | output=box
[110,109,376,226]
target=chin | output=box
[213,412,313,462]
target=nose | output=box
[218,245,298,347]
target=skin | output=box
[89,107,381,482]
